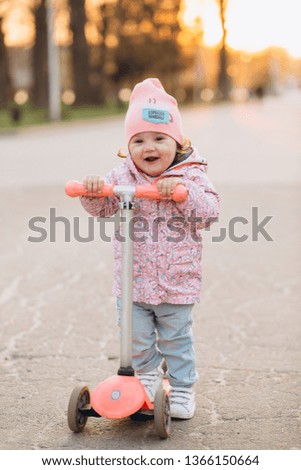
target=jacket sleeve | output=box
[176,166,220,228]
[80,167,120,218]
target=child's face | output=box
[129,132,177,177]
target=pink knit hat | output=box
[125,78,183,146]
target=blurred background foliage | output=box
[0,0,300,126]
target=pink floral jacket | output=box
[80,148,220,304]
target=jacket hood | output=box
[170,146,207,171]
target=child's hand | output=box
[83,175,104,194]
[156,177,185,198]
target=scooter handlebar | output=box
[65,181,114,198]
[65,180,188,202]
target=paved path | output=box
[0,91,300,449]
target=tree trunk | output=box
[0,17,11,107]
[217,0,230,100]
[33,0,48,107]
[69,0,92,105]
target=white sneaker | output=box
[136,367,163,402]
[170,387,196,419]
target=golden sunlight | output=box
[183,0,301,58]
[3,6,34,47]
[2,0,301,58]
[182,0,222,46]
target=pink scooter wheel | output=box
[91,375,148,419]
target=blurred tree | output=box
[69,0,93,104]
[93,0,115,104]
[104,0,184,99]
[32,0,48,107]
[217,0,231,99]
[0,15,11,107]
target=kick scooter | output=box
[65,180,188,438]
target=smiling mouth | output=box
[145,157,159,162]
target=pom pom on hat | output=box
[125,78,183,146]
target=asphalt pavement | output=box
[0,90,300,450]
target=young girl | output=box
[80,78,220,419]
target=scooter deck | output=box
[91,375,148,419]
[91,375,170,419]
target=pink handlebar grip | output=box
[135,184,188,202]
[65,181,188,202]
[65,181,114,198]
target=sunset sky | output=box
[183,0,301,57]
[2,0,301,58]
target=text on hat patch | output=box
[142,108,170,124]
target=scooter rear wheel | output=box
[68,385,90,432]
[154,388,171,438]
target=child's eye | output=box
[134,139,143,144]
[156,136,164,141]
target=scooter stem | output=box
[65,182,188,376]
[118,191,135,375]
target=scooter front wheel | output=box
[154,388,171,438]
[68,385,90,432]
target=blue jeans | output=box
[116,299,199,388]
